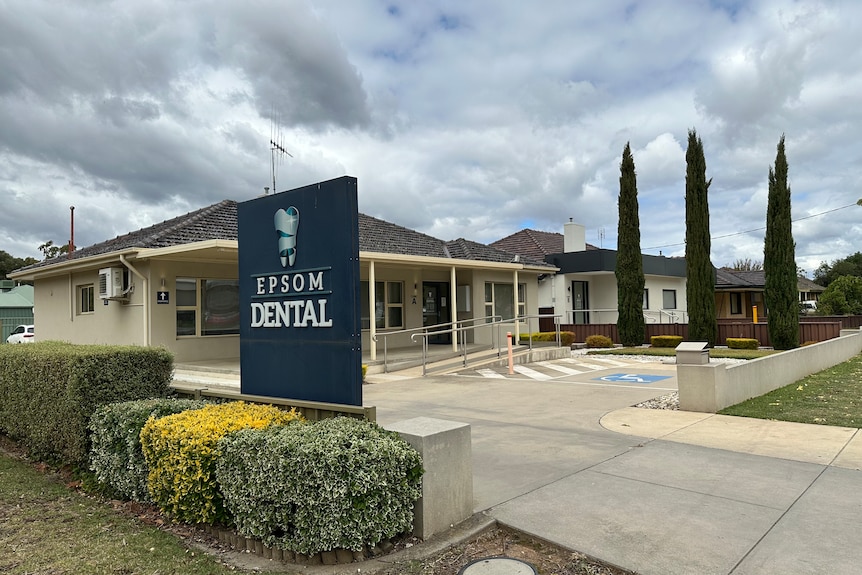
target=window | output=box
[77,284,95,314]
[643,289,649,310]
[730,292,743,315]
[484,282,526,321]
[360,281,404,330]
[662,289,677,309]
[176,278,240,337]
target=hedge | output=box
[518,331,576,347]
[585,334,614,348]
[0,342,173,466]
[650,335,684,348]
[140,401,303,525]
[89,398,209,501]
[726,337,759,350]
[216,417,423,555]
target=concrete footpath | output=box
[361,360,862,575]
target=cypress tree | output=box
[764,135,799,349]
[684,129,717,346]
[615,142,646,346]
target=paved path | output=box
[363,358,862,575]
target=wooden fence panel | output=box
[564,320,844,346]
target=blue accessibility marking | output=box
[593,373,671,384]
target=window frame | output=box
[730,292,743,315]
[77,283,95,315]
[360,280,405,330]
[484,281,527,321]
[662,289,677,310]
[176,277,240,337]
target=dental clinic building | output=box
[10,197,554,363]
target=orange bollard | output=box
[507,331,514,375]
[752,305,758,324]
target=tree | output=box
[684,129,717,346]
[0,250,38,279]
[763,135,798,350]
[817,275,862,315]
[722,258,763,272]
[615,142,646,346]
[813,252,862,287]
[38,240,69,260]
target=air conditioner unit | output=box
[99,267,125,299]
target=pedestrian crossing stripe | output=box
[534,361,585,375]
[512,365,553,380]
[476,368,506,379]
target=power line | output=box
[643,201,860,251]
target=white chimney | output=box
[564,219,586,253]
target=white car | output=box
[6,324,35,344]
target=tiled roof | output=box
[358,214,448,258]
[715,269,765,288]
[490,228,598,261]
[15,200,551,273]
[19,200,240,271]
[446,238,553,268]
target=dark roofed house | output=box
[715,268,825,320]
[11,196,555,364]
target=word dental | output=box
[250,271,332,328]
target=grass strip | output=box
[0,450,276,575]
[719,354,862,428]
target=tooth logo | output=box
[274,206,299,267]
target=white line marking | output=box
[476,368,507,379]
[535,361,586,375]
[513,365,553,380]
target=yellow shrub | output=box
[585,334,614,348]
[726,337,759,350]
[650,335,684,348]
[140,401,303,525]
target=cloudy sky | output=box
[2,0,860,274]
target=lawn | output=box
[0,444,294,575]
[718,353,862,428]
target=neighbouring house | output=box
[493,221,688,326]
[0,280,34,342]
[9,199,555,363]
[714,269,826,320]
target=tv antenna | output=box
[598,227,605,248]
[269,109,293,194]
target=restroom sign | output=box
[237,176,362,405]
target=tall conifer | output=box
[615,143,646,346]
[684,129,717,346]
[764,135,799,349]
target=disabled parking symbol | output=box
[594,373,671,384]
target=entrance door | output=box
[572,280,589,324]
[422,282,451,344]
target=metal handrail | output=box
[410,313,563,376]
[372,315,503,373]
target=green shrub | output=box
[726,337,759,350]
[89,398,208,502]
[140,401,303,525]
[0,343,173,466]
[217,417,423,555]
[518,332,576,347]
[585,334,614,348]
[650,335,684,348]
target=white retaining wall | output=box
[678,328,862,413]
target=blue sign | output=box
[238,176,362,405]
[593,373,671,384]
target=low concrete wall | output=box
[678,328,862,413]
[385,417,473,540]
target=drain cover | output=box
[458,556,537,575]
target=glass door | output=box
[422,282,451,344]
[572,280,589,324]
